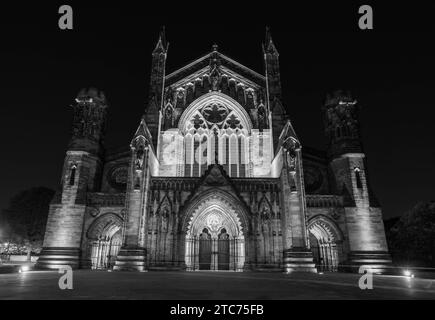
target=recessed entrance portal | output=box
[308,216,343,272]
[184,193,246,271]
[86,213,123,270]
[90,232,122,270]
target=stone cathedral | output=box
[37,28,391,273]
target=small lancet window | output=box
[290,183,297,193]
[354,167,363,189]
[134,176,141,190]
[69,165,77,186]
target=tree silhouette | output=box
[0,187,54,255]
[387,201,435,267]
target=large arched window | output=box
[180,93,252,177]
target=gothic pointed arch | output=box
[258,194,273,221]
[131,118,153,152]
[307,214,344,272]
[182,188,248,271]
[163,102,175,131]
[86,212,123,270]
[156,193,172,233]
[86,212,123,240]
[180,188,249,237]
[156,193,172,215]
[307,214,343,242]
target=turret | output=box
[144,27,169,149]
[263,26,281,100]
[37,88,108,269]
[263,27,287,153]
[69,87,108,156]
[322,90,362,159]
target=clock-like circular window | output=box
[108,165,129,191]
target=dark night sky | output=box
[0,3,434,219]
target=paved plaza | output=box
[0,270,434,300]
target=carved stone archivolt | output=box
[184,191,247,238]
[86,212,123,241]
[308,215,343,243]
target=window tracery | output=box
[181,97,250,178]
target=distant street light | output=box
[403,269,414,278]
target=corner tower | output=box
[263,27,288,153]
[322,90,362,159]
[322,90,391,271]
[37,88,108,269]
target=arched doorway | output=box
[86,213,123,270]
[218,228,230,270]
[183,191,247,271]
[198,228,212,270]
[308,216,343,272]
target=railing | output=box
[306,195,343,207]
[87,193,125,207]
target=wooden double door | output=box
[198,228,230,270]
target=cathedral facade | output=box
[37,28,391,273]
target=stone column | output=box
[280,147,317,273]
[114,143,151,272]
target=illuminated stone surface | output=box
[38,29,391,273]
